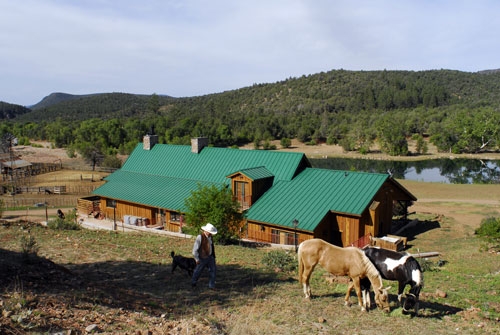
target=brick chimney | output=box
[191,137,208,153]
[143,134,159,150]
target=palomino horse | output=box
[355,247,424,315]
[298,239,390,312]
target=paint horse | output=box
[298,239,390,312]
[357,247,424,315]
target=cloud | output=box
[1,0,499,105]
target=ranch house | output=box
[84,135,416,247]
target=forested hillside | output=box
[0,101,32,120]
[2,69,500,167]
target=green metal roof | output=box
[229,166,274,181]
[94,143,308,211]
[93,170,215,211]
[245,168,389,232]
[119,144,307,183]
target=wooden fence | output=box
[11,185,99,195]
[1,196,81,209]
[1,162,62,182]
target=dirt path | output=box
[2,208,60,220]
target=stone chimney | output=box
[191,137,208,153]
[143,134,159,150]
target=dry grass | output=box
[1,213,499,334]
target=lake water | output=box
[309,158,500,184]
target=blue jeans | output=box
[191,255,216,288]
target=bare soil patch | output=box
[12,141,86,168]
[249,138,500,161]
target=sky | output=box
[1,0,499,106]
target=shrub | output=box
[66,146,76,158]
[475,217,500,252]
[280,137,292,149]
[262,140,276,150]
[475,217,500,239]
[183,185,243,245]
[102,154,122,169]
[261,250,297,272]
[47,209,80,230]
[418,258,438,272]
[20,232,39,262]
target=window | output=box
[271,229,280,244]
[285,232,297,246]
[234,181,248,207]
[171,212,181,222]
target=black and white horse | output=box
[361,247,423,315]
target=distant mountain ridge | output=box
[4,68,500,123]
[477,68,500,74]
[31,92,105,110]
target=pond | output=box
[309,158,500,184]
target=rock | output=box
[435,289,447,298]
[85,324,99,333]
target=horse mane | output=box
[360,252,384,289]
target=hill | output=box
[9,69,500,123]
[0,101,32,120]
[3,69,500,161]
[29,92,99,109]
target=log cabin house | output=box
[84,135,416,247]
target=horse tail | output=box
[297,242,304,284]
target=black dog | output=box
[170,251,196,276]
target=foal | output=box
[298,239,390,312]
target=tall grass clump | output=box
[261,250,297,272]
[20,231,39,262]
[475,216,500,252]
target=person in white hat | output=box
[191,223,218,289]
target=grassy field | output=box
[1,172,500,334]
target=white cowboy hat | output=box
[201,223,218,235]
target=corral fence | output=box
[2,185,101,196]
[1,162,62,182]
[1,196,81,209]
[62,165,117,174]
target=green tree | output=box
[413,134,428,155]
[147,93,160,114]
[280,137,291,148]
[183,184,243,244]
[101,154,122,169]
[376,114,409,156]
